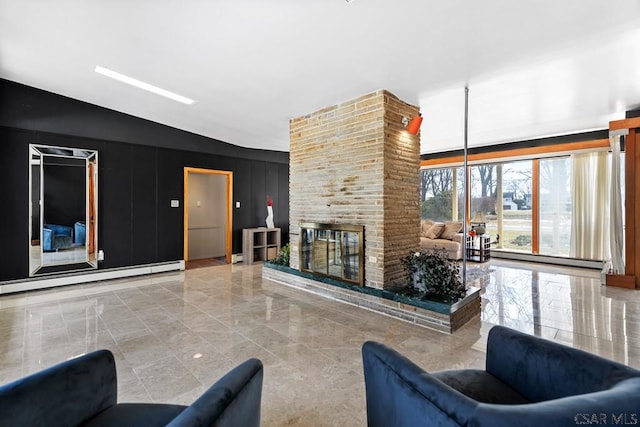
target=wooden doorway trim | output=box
[184,167,233,265]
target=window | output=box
[500,160,532,252]
[420,144,620,262]
[420,168,455,221]
[539,157,571,256]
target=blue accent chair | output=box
[74,221,86,245]
[42,223,73,251]
[0,349,264,427]
[362,325,640,427]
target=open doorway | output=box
[184,167,233,269]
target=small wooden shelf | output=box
[243,228,281,264]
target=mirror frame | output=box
[29,144,99,276]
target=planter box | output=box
[262,263,481,334]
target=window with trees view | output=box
[539,157,572,256]
[421,145,625,262]
[420,155,602,258]
[494,161,533,252]
[422,161,536,253]
[420,168,455,222]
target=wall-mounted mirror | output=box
[29,144,98,276]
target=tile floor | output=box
[185,256,227,270]
[1,259,640,426]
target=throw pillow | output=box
[441,221,463,240]
[420,220,434,237]
[425,222,445,239]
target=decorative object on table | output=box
[265,195,274,228]
[400,248,466,303]
[471,211,486,235]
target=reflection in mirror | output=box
[29,144,98,276]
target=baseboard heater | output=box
[490,250,603,270]
[0,260,185,295]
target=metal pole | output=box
[462,86,469,285]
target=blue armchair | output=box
[74,221,86,245]
[42,223,73,251]
[0,349,264,427]
[362,325,640,427]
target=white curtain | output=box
[570,151,610,260]
[610,132,626,274]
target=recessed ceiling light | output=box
[94,65,195,105]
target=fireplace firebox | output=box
[299,223,364,286]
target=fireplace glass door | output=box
[299,223,364,286]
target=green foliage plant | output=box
[270,243,290,266]
[400,248,466,303]
[421,190,453,220]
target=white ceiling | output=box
[2,0,640,154]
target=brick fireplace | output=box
[289,90,420,290]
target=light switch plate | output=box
[236,201,241,208]
[170,200,179,208]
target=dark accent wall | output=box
[0,79,290,281]
[627,109,640,119]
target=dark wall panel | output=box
[277,163,290,245]
[0,128,30,279]
[232,159,253,252]
[99,143,134,268]
[156,149,187,263]
[131,146,158,264]
[250,161,267,227]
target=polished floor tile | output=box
[1,259,639,425]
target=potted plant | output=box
[269,242,290,266]
[400,248,466,303]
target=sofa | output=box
[42,223,73,251]
[419,219,463,259]
[362,325,640,427]
[0,349,264,427]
